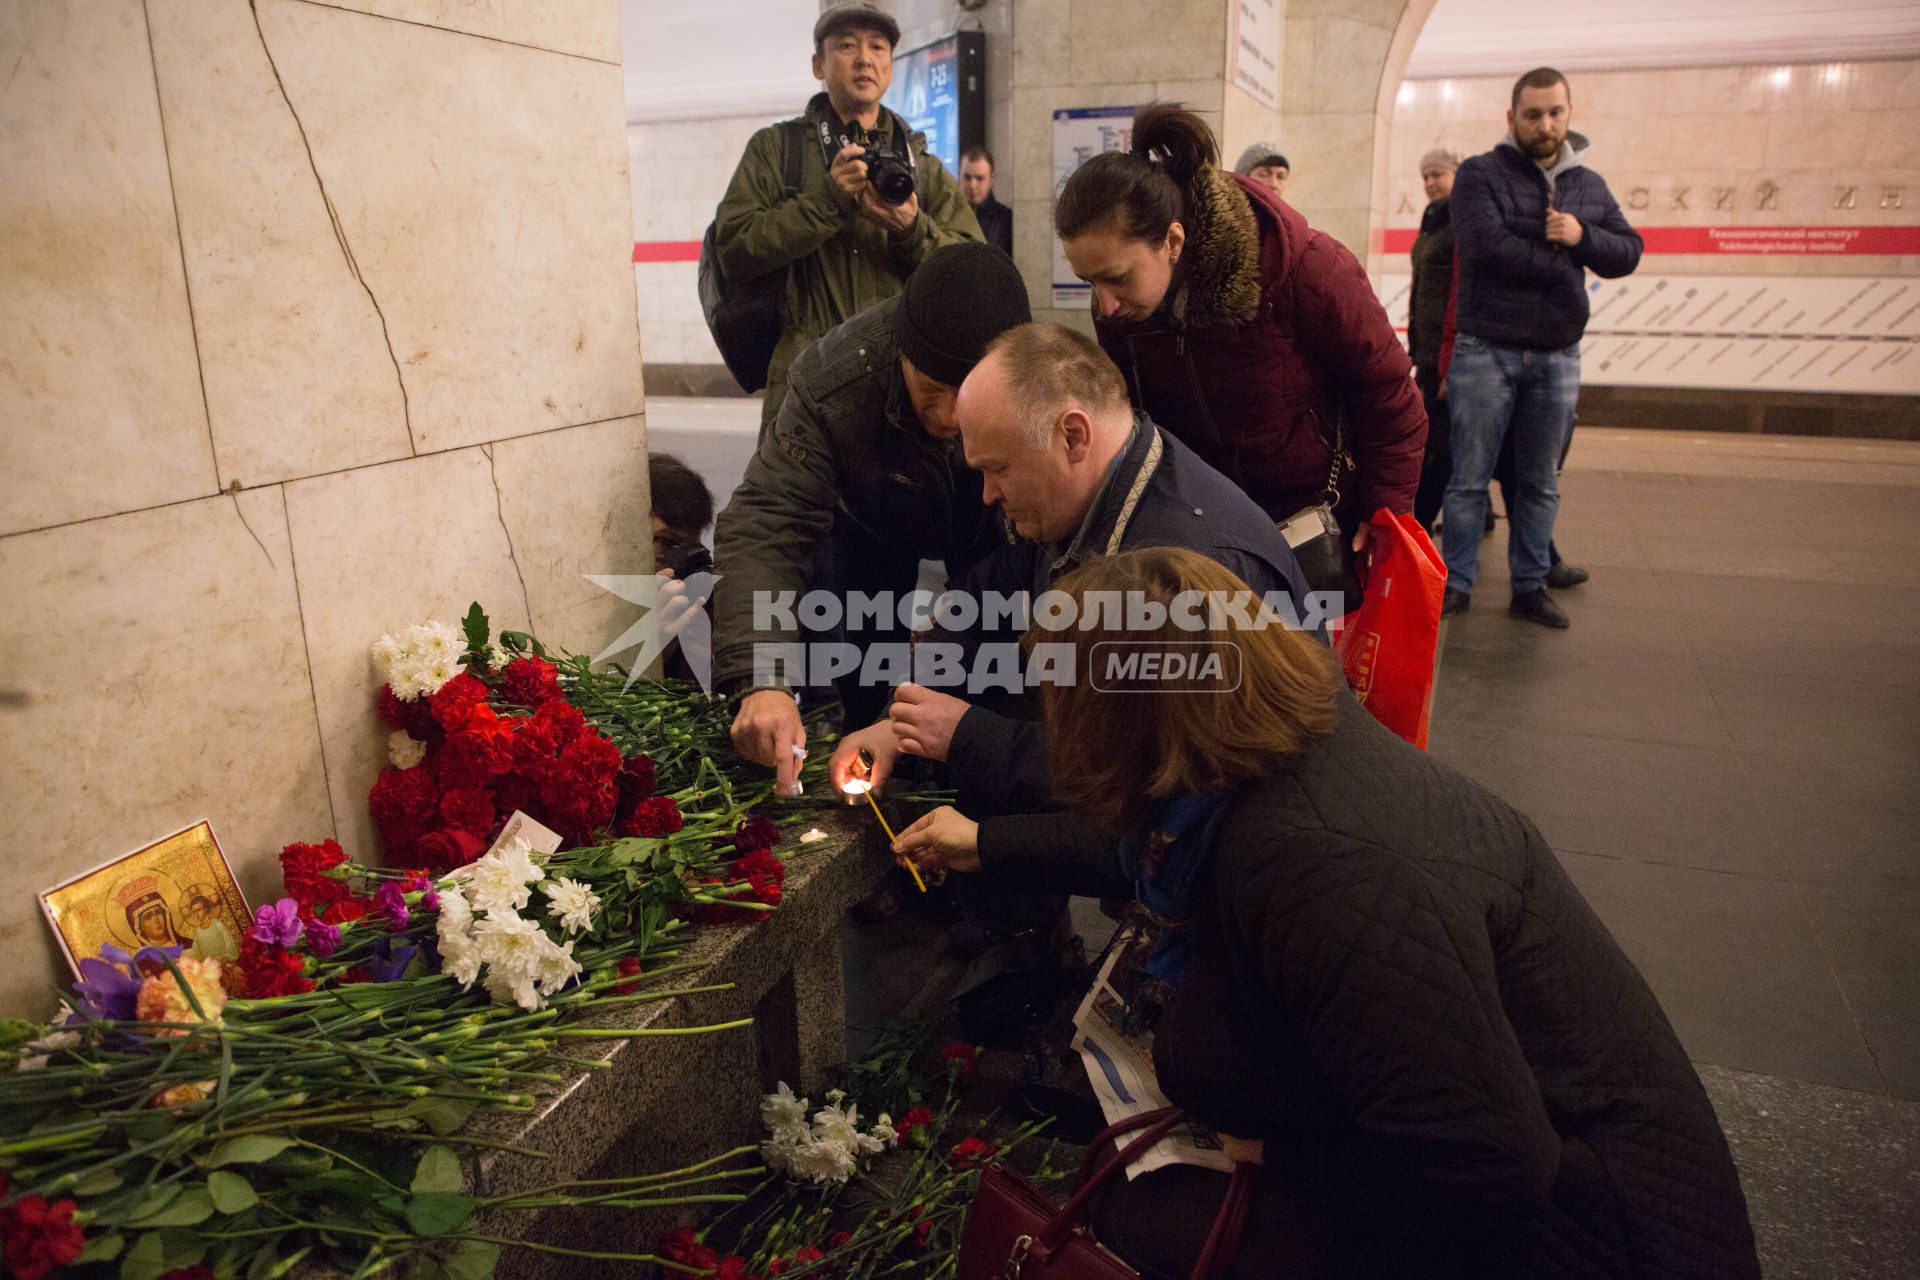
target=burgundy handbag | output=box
[957,1107,1255,1280]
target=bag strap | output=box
[778,118,807,196]
[1035,1109,1254,1280]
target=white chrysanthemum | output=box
[487,642,513,671]
[786,1136,860,1184]
[761,1082,809,1134]
[440,933,483,988]
[467,841,542,916]
[473,912,548,982]
[533,937,583,997]
[436,884,474,935]
[482,966,541,1012]
[760,1129,803,1174]
[870,1112,899,1149]
[372,621,465,699]
[543,878,600,936]
[811,1101,863,1149]
[388,731,427,770]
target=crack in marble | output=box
[228,490,276,569]
[248,0,417,455]
[281,489,342,842]
[483,444,534,631]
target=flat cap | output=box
[814,2,900,47]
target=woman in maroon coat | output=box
[1056,105,1426,566]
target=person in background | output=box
[1233,142,1289,197]
[649,453,716,687]
[897,546,1764,1280]
[1408,148,1459,533]
[1057,105,1425,591]
[716,243,1030,796]
[713,1,981,431]
[959,145,1013,257]
[1441,67,1640,627]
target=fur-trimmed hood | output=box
[1170,167,1269,329]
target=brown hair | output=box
[983,323,1130,445]
[1511,66,1571,111]
[961,145,995,170]
[1054,102,1218,245]
[1034,547,1342,830]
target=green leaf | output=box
[119,1184,183,1224]
[0,1018,37,1052]
[159,1230,207,1269]
[462,603,489,653]
[418,1098,478,1138]
[203,1135,297,1167]
[72,1165,127,1196]
[255,1246,313,1280]
[404,1193,478,1237]
[444,1239,500,1280]
[125,1113,172,1144]
[410,1146,462,1196]
[120,1232,166,1280]
[127,1186,213,1228]
[208,1170,258,1214]
[75,1232,125,1264]
[265,1148,333,1177]
[246,1245,281,1280]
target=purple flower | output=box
[369,937,417,983]
[421,889,441,913]
[250,898,304,947]
[72,944,179,1022]
[374,882,411,931]
[305,918,341,958]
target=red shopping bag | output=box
[1332,509,1445,749]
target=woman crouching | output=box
[895,547,1760,1280]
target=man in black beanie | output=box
[715,241,1032,792]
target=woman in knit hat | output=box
[1233,141,1289,196]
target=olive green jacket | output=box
[713,94,982,425]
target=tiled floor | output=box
[652,401,1920,1278]
[1428,430,1920,1103]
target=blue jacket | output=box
[1451,133,1641,351]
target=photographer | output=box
[713,1,981,430]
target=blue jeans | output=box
[1441,335,1581,596]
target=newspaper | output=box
[1071,927,1233,1178]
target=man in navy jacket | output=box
[1441,67,1641,628]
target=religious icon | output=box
[39,821,251,981]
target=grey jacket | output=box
[709,297,993,697]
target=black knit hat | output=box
[894,243,1032,387]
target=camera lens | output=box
[870,156,916,206]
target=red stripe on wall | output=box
[633,240,702,263]
[1380,225,1920,256]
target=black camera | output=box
[860,148,917,206]
[654,537,712,581]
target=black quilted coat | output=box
[978,692,1761,1279]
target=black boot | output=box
[1509,589,1570,629]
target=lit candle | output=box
[840,776,925,893]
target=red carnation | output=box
[280,839,353,916]
[0,1195,86,1280]
[501,655,562,707]
[939,1042,980,1086]
[434,729,513,791]
[950,1136,999,1168]
[659,1228,718,1272]
[378,684,439,738]
[767,1246,822,1277]
[428,672,490,730]
[712,1258,762,1280]
[895,1105,935,1142]
[238,937,314,1000]
[827,1232,852,1250]
[617,753,657,805]
[622,795,683,838]
[530,697,587,743]
[613,955,644,995]
[414,829,486,872]
[730,814,782,854]
[439,788,496,837]
[321,896,373,926]
[369,765,439,854]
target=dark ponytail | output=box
[1055,102,1220,245]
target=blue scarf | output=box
[1115,789,1237,988]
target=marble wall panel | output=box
[1310,17,1396,116]
[0,0,218,535]
[146,0,415,490]
[284,447,536,862]
[1279,110,1378,213]
[1013,0,1073,88]
[253,0,645,454]
[487,416,653,659]
[306,0,620,63]
[0,487,333,1018]
[1069,0,1225,86]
